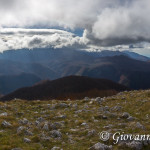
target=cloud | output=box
[0,28,150,53]
[89,0,150,46]
[0,28,88,52]
[0,0,150,47]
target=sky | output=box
[0,0,150,56]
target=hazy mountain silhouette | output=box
[1,76,129,101]
[0,73,41,94]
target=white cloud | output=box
[0,28,88,52]
[0,28,150,54]
[0,0,150,48]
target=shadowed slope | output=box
[1,76,129,101]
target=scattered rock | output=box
[121,97,126,100]
[40,133,51,141]
[17,126,25,134]
[57,103,68,108]
[122,112,130,119]
[94,120,99,123]
[24,130,33,136]
[35,120,40,126]
[72,104,78,109]
[126,141,143,150]
[103,124,113,129]
[99,106,109,112]
[104,106,109,111]
[106,112,117,118]
[51,147,61,150]
[95,97,104,104]
[0,112,8,116]
[2,120,11,127]
[87,130,96,136]
[50,105,56,110]
[19,118,29,125]
[55,115,67,119]
[37,117,45,123]
[102,115,108,119]
[47,104,51,107]
[50,130,62,138]
[84,97,90,101]
[43,122,49,131]
[51,122,62,130]
[118,123,127,127]
[84,104,89,109]
[99,107,104,111]
[41,136,51,141]
[112,106,122,111]
[136,122,145,130]
[75,110,82,114]
[127,116,135,121]
[1,91,150,149]
[143,140,150,146]
[81,122,88,126]
[23,138,31,143]
[68,138,75,144]
[89,142,112,150]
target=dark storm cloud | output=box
[0,0,16,8]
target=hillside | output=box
[0,90,150,149]
[0,76,128,101]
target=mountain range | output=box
[0,48,150,95]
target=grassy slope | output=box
[0,90,150,149]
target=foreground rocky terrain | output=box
[0,90,150,150]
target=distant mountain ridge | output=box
[0,49,149,62]
[87,50,150,61]
[0,48,150,94]
[0,76,129,101]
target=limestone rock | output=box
[23,138,31,143]
[89,142,112,150]
[2,120,11,127]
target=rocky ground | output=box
[0,90,150,150]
